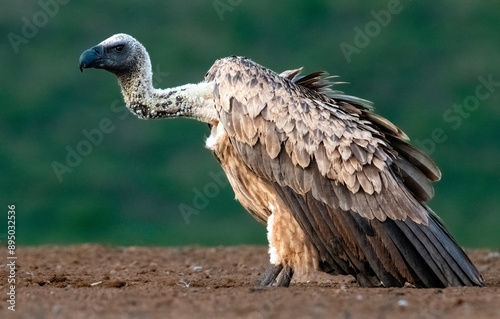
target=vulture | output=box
[79,33,484,288]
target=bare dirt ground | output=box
[0,245,499,319]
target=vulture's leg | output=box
[256,264,294,287]
[275,265,294,287]
[257,264,283,286]
[356,273,383,287]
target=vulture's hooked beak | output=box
[79,45,105,72]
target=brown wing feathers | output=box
[207,56,484,287]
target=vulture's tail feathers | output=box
[341,209,485,288]
[379,210,485,287]
[275,181,484,287]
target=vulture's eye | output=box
[114,45,124,52]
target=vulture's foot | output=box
[257,264,294,287]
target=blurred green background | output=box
[1,0,499,248]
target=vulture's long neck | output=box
[116,55,217,125]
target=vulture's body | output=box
[79,34,484,288]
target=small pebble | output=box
[398,299,408,307]
[487,252,499,259]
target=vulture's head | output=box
[79,33,149,76]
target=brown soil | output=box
[0,245,499,319]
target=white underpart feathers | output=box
[267,213,279,265]
[205,122,226,151]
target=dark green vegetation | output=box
[1,1,499,247]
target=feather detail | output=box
[264,123,281,159]
[203,55,484,288]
